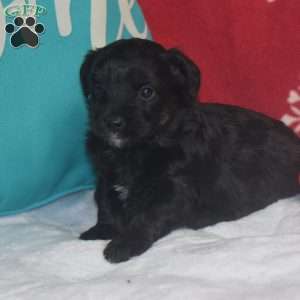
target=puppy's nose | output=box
[105,116,125,131]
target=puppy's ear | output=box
[80,50,97,97]
[163,48,201,99]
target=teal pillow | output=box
[0,0,150,215]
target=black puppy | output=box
[79,38,300,263]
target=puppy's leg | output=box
[80,223,117,240]
[104,203,179,263]
[80,186,117,240]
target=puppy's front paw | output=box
[80,224,116,240]
[104,237,150,263]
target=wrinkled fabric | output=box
[0,191,299,300]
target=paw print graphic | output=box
[5,16,45,48]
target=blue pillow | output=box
[0,0,150,215]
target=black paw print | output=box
[5,17,44,48]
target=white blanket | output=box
[1,191,300,300]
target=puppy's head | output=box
[80,38,201,148]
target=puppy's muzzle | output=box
[104,116,125,133]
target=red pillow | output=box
[139,0,300,136]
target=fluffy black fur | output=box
[79,38,300,263]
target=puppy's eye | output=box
[139,85,155,101]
